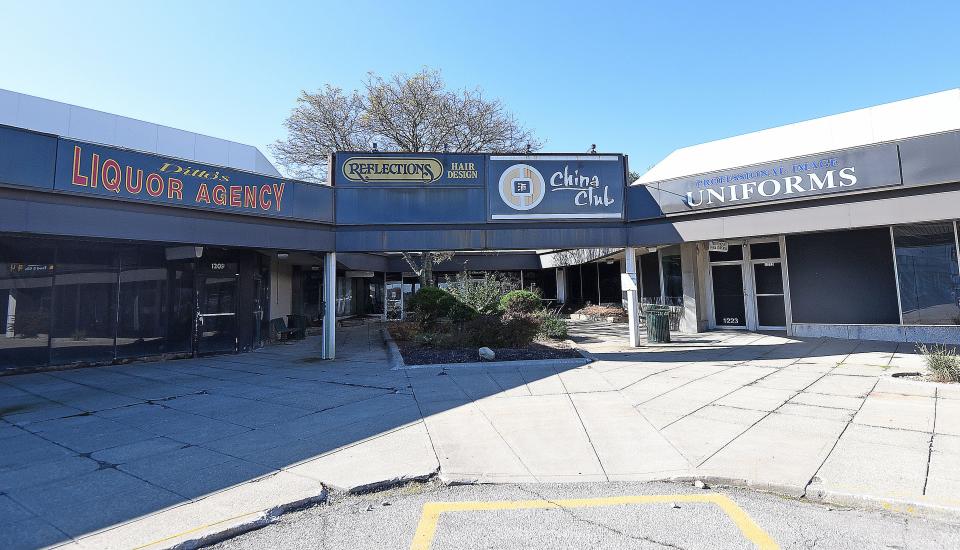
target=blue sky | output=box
[2,1,958,175]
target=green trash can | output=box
[645,306,671,343]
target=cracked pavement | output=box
[211,480,960,549]
[2,320,960,549]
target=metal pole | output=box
[625,247,641,347]
[322,251,337,359]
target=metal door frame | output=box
[706,236,792,331]
[195,271,239,354]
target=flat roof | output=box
[637,89,960,185]
[0,88,281,177]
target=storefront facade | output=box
[3,87,960,373]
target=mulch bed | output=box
[395,339,582,366]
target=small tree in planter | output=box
[443,271,517,315]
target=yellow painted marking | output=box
[410,493,779,550]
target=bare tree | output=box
[400,251,457,288]
[274,68,543,286]
[272,67,542,182]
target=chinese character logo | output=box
[498,164,545,211]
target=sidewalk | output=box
[2,320,959,549]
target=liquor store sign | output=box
[54,138,330,222]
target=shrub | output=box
[918,343,960,383]
[538,313,568,340]
[407,287,459,328]
[447,300,479,322]
[499,311,541,347]
[499,290,541,314]
[443,271,517,315]
[388,321,419,342]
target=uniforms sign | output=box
[654,143,902,214]
[487,155,626,221]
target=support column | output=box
[679,242,707,334]
[624,247,642,347]
[5,290,16,337]
[555,268,566,304]
[322,252,337,359]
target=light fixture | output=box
[277,251,289,260]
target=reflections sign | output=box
[487,155,625,221]
[334,152,485,186]
[54,138,332,222]
[655,143,902,214]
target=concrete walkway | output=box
[1,319,959,549]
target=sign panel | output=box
[655,142,902,214]
[334,152,485,186]
[54,138,333,222]
[620,272,638,292]
[708,240,729,253]
[487,155,625,221]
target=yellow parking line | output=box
[410,493,779,550]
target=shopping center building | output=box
[2,88,960,373]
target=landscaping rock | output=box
[478,347,496,361]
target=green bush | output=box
[499,311,541,347]
[407,287,459,328]
[538,313,568,340]
[499,290,541,314]
[447,300,479,322]
[919,343,960,382]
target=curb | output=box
[394,357,592,370]
[381,327,405,369]
[666,475,960,524]
[161,488,330,550]
[383,327,594,371]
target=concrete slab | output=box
[475,395,605,479]
[811,424,930,501]
[925,434,960,503]
[805,374,877,398]
[789,391,863,410]
[661,405,766,465]
[422,399,532,483]
[854,392,936,432]
[285,422,438,491]
[715,386,795,412]
[699,412,849,495]
[936,398,960,436]
[569,392,689,478]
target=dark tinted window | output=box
[750,241,781,260]
[0,238,55,371]
[709,245,743,262]
[894,222,960,325]
[786,229,899,324]
[51,246,118,365]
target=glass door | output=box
[749,241,787,330]
[197,265,238,354]
[710,264,747,328]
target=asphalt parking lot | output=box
[211,481,960,549]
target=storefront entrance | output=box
[707,238,790,331]
[197,264,240,354]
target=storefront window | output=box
[639,251,660,300]
[335,276,353,317]
[660,247,683,304]
[893,222,960,325]
[117,249,168,358]
[51,245,118,364]
[0,239,55,370]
